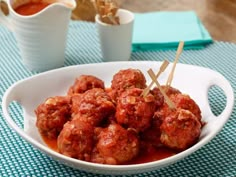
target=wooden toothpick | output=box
[148,69,176,110]
[166,41,184,87]
[142,60,169,97]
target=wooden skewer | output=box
[141,60,169,97]
[93,0,120,25]
[107,13,119,25]
[148,69,176,110]
[166,41,184,87]
[101,15,112,24]
[110,5,118,16]
[114,16,120,25]
[104,3,111,14]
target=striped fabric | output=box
[0,21,236,177]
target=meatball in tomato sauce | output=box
[70,94,83,118]
[35,96,71,139]
[72,88,115,126]
[67,75,105,96]
[161,85,181,96]
[150,87,165,107]
[154,93,202,124]
[116,88,156,132]
[57,118,94,161]
[170,93,202,122]
[140,116,163,148]
[91,124,139,165]
[160,109,201,150]
[110,69,147,102]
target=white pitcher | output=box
[0,0,76,72]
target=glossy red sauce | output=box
[42,135,177,164]
[14,2,50,16]
[125,145,176,165]
[42,135,58,152]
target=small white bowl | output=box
[2,61,234,175]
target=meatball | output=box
[57,118,94,161]
[161,85,181,96]
[91,124,139,165]
[110,69,147,101]
[73,88,116,126]
[35,96,71,139]
[170,93,202,122]
[115,88,156,132]
[67,75,105,96]
[154,93,202,124]
[154,101,174,123]
[70,94,83,118]
[140,116,163,148]
[160,109,201,150]
[150,87,165,107]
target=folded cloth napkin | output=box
[132,11,213,51]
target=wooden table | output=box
[71,0,236,43]
[1,0,236,43]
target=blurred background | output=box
[1,0,236,43]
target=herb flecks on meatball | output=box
[35,96,71,139]
[68,75,105,96]
[154,93,202,125]
[71,88,116,126]
[116,88,156,132]
[160,109,201,150]
[110,69,147,102]
[91,124,140,165]
[57,118,94,161]
[170,93,202,122]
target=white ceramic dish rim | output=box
[2,61,234,175]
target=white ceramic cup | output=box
[95,9,134,62]
[0,0,76,72]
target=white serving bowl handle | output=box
[2,82,28,139]
[208,70,234,121]
[200,68,234,136]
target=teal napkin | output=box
[132,11,213,51]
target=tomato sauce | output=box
[42,135,58,152]
[42,134,176,164]
[125,145,176,165]
[14,1,50,16]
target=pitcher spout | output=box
[47,0,76,10]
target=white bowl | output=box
[2,61,234,175]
